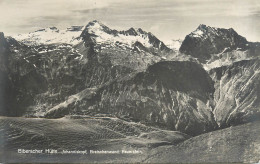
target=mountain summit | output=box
[80,20,171,53]
[179,24,249,61]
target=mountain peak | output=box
[84,20,118,37]
[81,21,171,53]
[197,24,207,30]
[180,25,249,61]
[190,24,220,38]
[125,27,137,35]
[86,20,108,29]
[92,20,103,24]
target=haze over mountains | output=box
[0,20,260,163]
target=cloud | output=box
[0,0,259,41]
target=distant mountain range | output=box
[0,20,260,136]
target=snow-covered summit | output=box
[81,20,171,52]
[84,20,151,47]
[190,24,228,38]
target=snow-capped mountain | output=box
[80,20,171,54]
[178,24,260,70]
[12,20,172,55]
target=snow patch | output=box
[13,26,84,46]
[165,39,183,50]
[191,29,204,37]
[203,50,254,71]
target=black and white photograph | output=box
[0,0,260,163]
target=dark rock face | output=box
[0,34,49,116]
[179,24,249,61]
[144,61,214,98]
[0,32,11,115]
[0,32,9,71]
[0,32,8,53]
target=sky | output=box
[0,0,259,42]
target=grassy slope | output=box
[1,116,259,163]
[0,116,189,163]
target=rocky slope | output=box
[145,121,260,163]
[210,59,260,128]
[45,61,218,136]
